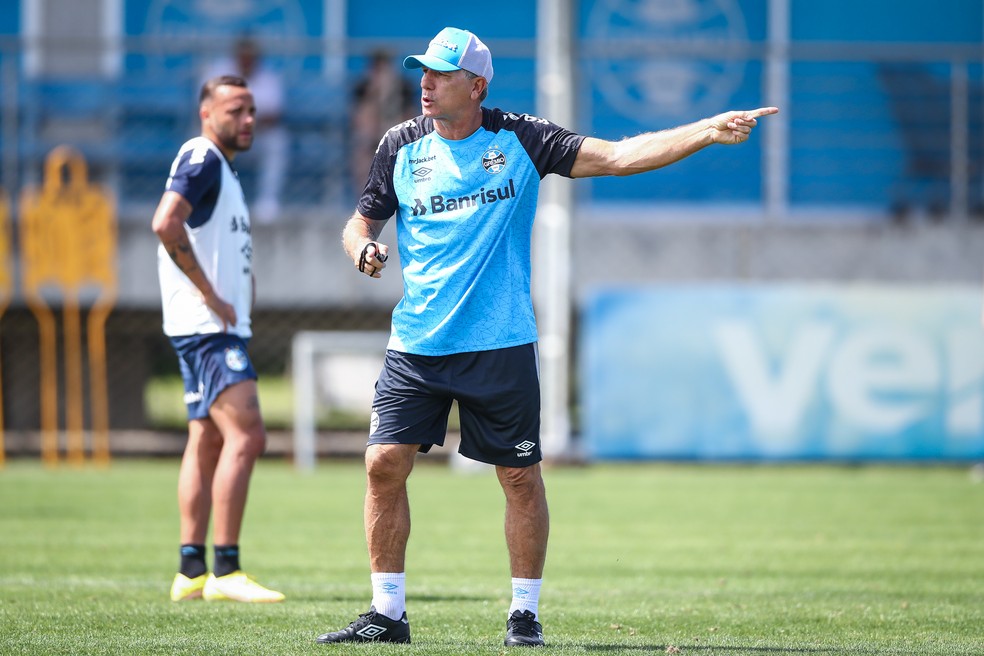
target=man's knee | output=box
[217,425,267,461]
[241,429,268,459]
[365,444,416,483]
[497,463,545,496]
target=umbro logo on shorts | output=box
[515,440,536,457]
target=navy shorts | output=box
[169,333,257,420]
[370,343,542,467]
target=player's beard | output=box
[217,129,253,153]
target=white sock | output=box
[508,577,542,619]
[370,572,406,620]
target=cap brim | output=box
[403,54,461,72]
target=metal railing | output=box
[0,35,980,222]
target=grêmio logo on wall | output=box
[582,285,984,460]
[133,0,310,76]
[585,0,751,121]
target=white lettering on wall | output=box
[713,319,983,440]
[713,320,834,438]
[946,328,984,436]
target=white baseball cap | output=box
[403,27,494,83]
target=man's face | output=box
[202,85,256,153]
[418,67,480,121]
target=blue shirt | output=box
[359,107,585,356]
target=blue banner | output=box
[581,285,984,460]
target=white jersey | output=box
[157,136,253,338]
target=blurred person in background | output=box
[205,35,288,223]
[316,26,776,647]
[877,63,960,222]
[153,75,284,604]
[350,48,417,198]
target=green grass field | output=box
[1,459,982,655]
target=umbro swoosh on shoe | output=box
[316,606,411,644]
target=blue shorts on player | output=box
[169,333,258,420]
[369,343,542,467]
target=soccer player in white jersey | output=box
[316,27,776,646]
[153,75,283,604]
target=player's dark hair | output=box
[199,75,249,104]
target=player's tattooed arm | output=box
[164,232,200,275]
[152,190,237,330]
[152,191,208,282]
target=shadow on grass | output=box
[583,645,893,654]
[407,593,491,603]
[312,592,490,604]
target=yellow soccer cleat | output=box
[170,572,207,601]
[202,571,285,603]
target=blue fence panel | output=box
[790,0,982,42]
[578,0,769,207]
[789,61,905,209]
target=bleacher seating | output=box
[79,69,353,216]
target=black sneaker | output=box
[504,609,544,647]
[315,606,411,644]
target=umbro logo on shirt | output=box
[411,167,432,184]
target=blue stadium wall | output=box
[117,0,983,213]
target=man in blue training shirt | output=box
[153,75,283,604]
[316,27,777,647]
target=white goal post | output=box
[291,330,390,470]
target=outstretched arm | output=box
[569,107,779,179]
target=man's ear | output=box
[472,77,487,100]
